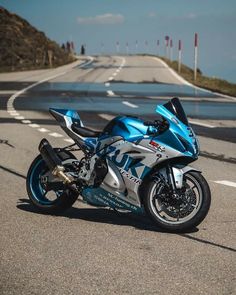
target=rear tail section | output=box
[49,108,86,147]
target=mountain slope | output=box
[0,6,75,71]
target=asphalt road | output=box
[0,55,235,295]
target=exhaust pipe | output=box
[38,138,74,184]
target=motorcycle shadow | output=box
[17,198,199,234]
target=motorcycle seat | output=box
[71,123,101,137]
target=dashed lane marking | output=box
[28,123,40,128]
[49,132,64,138]
[22,120,32,124]
[108,77,114,81]
[6,56,94,143]
[99,114,115,121]
[64,138,74,143]
[214,181,236,188]
[105,82,110,87]
[122,101,139,108]
[38,128,50,133]
[189,120,216,128]
[8,111,19,116]
[14,116,25,120]
[107,90,115,97]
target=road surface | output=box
[0,55,235,295]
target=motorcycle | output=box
[26,97,211,232]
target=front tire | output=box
[143,171,211,232]
[26,151,78,215]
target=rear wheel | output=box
[143,171,211,232]
[26,151,78,215]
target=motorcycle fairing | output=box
[50,98,201,212]
[156,100,199,158]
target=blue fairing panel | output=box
[105,116,149,141]
[49,108,83,126]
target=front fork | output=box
[166,164,202,192]
[166,165,184,191]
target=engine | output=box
[77,156,108,187]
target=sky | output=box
[1,0,236,82]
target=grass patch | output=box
[159,57,236,97]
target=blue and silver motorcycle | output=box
[26,97,211,232]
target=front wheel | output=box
[26,151,78,215]
[143,171,211,232]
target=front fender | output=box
[172,166,201,189]
[180,166,201,174]
[138,162,201,203]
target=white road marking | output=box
[64,138,74,143]
[38,128,50,133]
[214,181,236,188]
[6,56,94,143]
[49,132,64,138]
[152,56,236,101]
[112,72,117,77]
[28,124,40,128]
[189,120,216,128]
[22,120,32,124]
[108,77,114,81]
[99,113,115,121]
[0,90,16,95]
[107,90,115,97]
[14,116,25,120]
[105,82,110,87]
[152,57,192,86]
[122,101,139,108]
[8,111,19,116]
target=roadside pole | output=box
[165,36,169,59]
[101,42,104,55]
[170,39,173,62]
[126,42,129,55]
[116,41,120,54]
[145,40,148,53]
[178,40,182,73]
[157,40,159,56]
[135,40,138,54]
[194,33,198,81]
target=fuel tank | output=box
[103,116,148,141]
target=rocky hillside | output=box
[0,6,75,72]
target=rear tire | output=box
[143,171,211,232]
[26,151,78,215]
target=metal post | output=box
[145,40,148,53]
[194,33,198,81]
[157,40,159,56]
[165,36,169,59]
[178,40,182,73]
[116,41,120,54]
[126,42,129,55]
[170,39,173,62]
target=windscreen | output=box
[163,97,189,126]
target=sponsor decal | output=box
[119,168,142,184]
[149,140,165,152]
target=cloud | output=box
[77,13,124,25]
[185,13,197,20]
[148,12,156,18]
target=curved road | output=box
[0,55,236,295]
